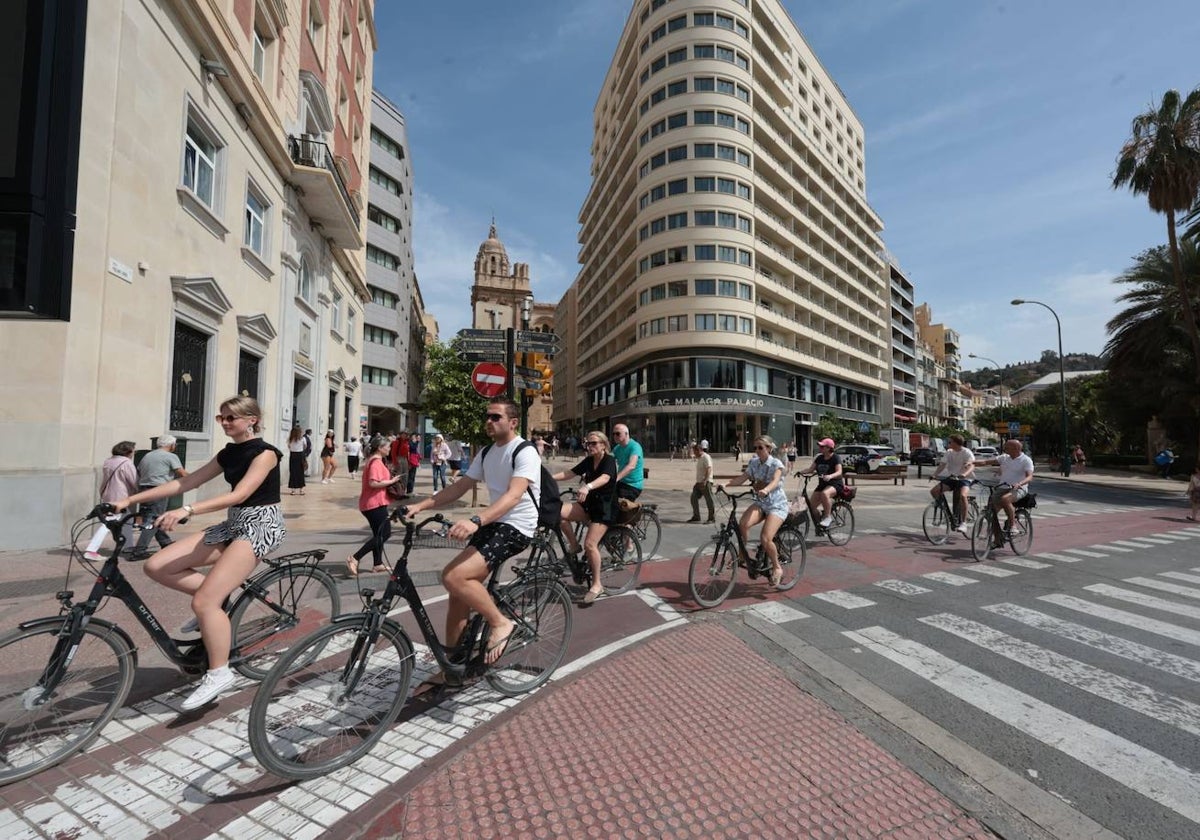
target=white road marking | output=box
[995,557,1051,569]
[1085,584,1200,620]
[873,579,931,596]
[634,586,686,621]
[959,564,1019,577]
[1041,594,1200,648]
[1085,544,1132,554]
[920,613,1200,736]
[811,590,875,609]
[1123,576,1200,601]
[1162,571,1200,585]
[845,626,1200,825]
[1152,532,1194,541]
[1059,548,1111,558]
[1122,536,1177,545]
[984,602,1200,684]
[736,602,809,623]
[1033,553,1085,563]
[1110,540,1158,549]
[920,572,977,586]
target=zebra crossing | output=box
[856,500,1169,536]
[804,530,1200,833]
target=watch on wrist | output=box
[183,504,195,516]
[469,515,482,527]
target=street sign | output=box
[514,375,540,391]
[458,329,506,340]
[858,421,870,433]
[515,330,561,354]
[471,362,507,398]
[461,351,505,363]
[514,365,543,380]
[457,338,506,352]
[1008,421,1020,435]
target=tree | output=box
[1113,87,1200,454]
[420,341,489,448]
[814,412,858,446]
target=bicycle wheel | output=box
[1008,510,1034,555]
[772,527,807,591]
[970,514,996,562]
[632,508,662,559]
[922,500,950,545]
[826,502,855,546]
[230,562,341,681]
[0,621,135,786]
[598,526,644,595]
[688,536,739,608]
[486,578,573,696]
[248,618,414,781]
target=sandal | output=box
[371,565,388,573]
[768,566,782,587]
[582,588,603,605]
[484,625,515,664]
[344,557,358,578]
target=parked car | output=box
[910,447,939,466]
[973,445,999,458]
[835,444,894,473]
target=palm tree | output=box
[1104,241,1200,451]
[1113,88,1200,453]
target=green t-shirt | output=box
[612,439,644,489]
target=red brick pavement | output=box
[359,622,995,839]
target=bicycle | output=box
[248,513,573,780]
[922,477,981,545]
[528,489,645,598]
[969,480,1036,561]
[789,474,855,546]
[688,488,806,608]
[621,501,662,560]
[0,505,339,786]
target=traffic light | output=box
[538,357,552,397]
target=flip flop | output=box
[371,565,388,573]
[344,557,358,578]
[768,566,782,587]
[484,625,515,664]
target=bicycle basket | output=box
[1015,493,1037,509]
[838,484,857,501]
[616,497,643,526]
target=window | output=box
[695,278,716,295]
[694,76,715,92]
[362,365,396,386]
[347,309,357,345]
[717,78,735,95]
[667,144,687,161]
[667,79,688,96]
[369,285,399,308]
[666,246,687,263]
[369,166,402,196]
[307,0,324,48]
[331,290,343,334]
[650,86,667,105]
[694,44,714,59]
[170,321,210,432]
[668,315,688,332]
[718,211,736,228]
[718,245,737,263]
[739,249,753,266]
[651,55,666,74]
[667,111,687,129]
[695,210,716,226]
[716,46,735,63]
[667,212,687,229]
[182,113,220,208]
[736,84,750,102]
[371,127,404,159]
[719,314,737,331]
[650,283,666,301]
[694,176,715,192]
[694,12,714,26]
[716,14,734,30]
[367,244,400,270]
[668,14,686,31]
[668,280,688,297]
[717,177,736,194]
[717,144,736,161]
[650,184,667,201]
[718,280,738,296]
[667,47,687,64]
[694,110,715,124]
[695,244,716,260]
[650,217,666,235]
[695,143,715,158]
[252,28,267,81]
[238,349,261,400]
[244,183,268,255]
[298,257,313,302]
[667,178,687,195]
[368,204,401,233]
[696,314,717,331]
[739,282,753,299]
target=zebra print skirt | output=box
[202,504,286,559]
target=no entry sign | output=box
[471,362,507,398]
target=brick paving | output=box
[359,622,996,839]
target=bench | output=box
[845,464,907,486]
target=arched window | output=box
[298,256,313,302]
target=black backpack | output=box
[479,440,562,528]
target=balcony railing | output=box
[288,136,360,229]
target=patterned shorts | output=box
[468,522,531,571]
[203,504,286,559]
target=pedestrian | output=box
[1072,443,1086,474]
[110,395,286,711]
[406,433,421,494]
[130,435,189,559]
[785,440,798,468]
[534,434,546,460]
[345,434,406,577]
[1155,447,1176,479]
[303,428,313,474]
[320,431,337,483]
[722,435,788,586]
[83,441,140,560]
[389,431,409,495]
[344,436,362,476]
[430,434,452,491]
[286,425,307,495]
[551,430,618,604]
[731,440,742,462]
[611,422,645,501]
[447,438,464,480]
[1187,464,1200,521]
[686,440,715,523]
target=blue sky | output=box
[373,0,1200,368]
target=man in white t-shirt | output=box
[401,398,541,669]
[931,434,976,534]
[974,439,1034,535]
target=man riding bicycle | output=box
[931,434,976,534]
[973,439,1034,540]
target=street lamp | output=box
[1011,299,1070,476]
[968,352,1005,439]
[520,296,533,438]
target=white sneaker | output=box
[83,550,103,561]
[180,615,201,634]
[955,523,969,535]
[819,516,833,528]
[180,668,235,711]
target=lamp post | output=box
[519,296,533,438]
[1011,299,1070,476]
[968,352,1004,441]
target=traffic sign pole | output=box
[505,327,515,401]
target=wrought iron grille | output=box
[170,323,208,432]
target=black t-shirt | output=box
[814,453,843,483]
[572,454,618,522]
[218,438,283,506]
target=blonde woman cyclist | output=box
[552,430,618,604]
[722,435,787,586]
[111,396,285,711]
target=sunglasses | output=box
[585,440,602,447]
[483,412,508,422]
[754,445,769,451]
[215,414,243,423]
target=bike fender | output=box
[328,612,412,640]
[17,616,139,668]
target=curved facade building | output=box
[574,0,889,456]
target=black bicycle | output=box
[970,480,1036,561]
[688,488,806,608]
[922,477,981,545]
[525,489,645,598]
[248,513,573,780]
[621,501,662,560]
[0,505,339,786]
[789,474,855,546]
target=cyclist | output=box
[611,423,644,502]
[931,434,976,534]
[798,438,843,528]
[722,435,787,586]
[973,439,1034,543]
[401,398,541,666]
[110,395,285,711]
[551,431,618,604]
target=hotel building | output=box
[571,0,890,455]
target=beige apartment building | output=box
[0,0,376,549]
[570,0,890,456]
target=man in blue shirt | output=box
[611,423,644,501]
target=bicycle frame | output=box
[931,477,974,527]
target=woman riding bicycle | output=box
[799,438,844,528]
[723,435,787,586]
[551,431,618,604]
[110,395,285,711]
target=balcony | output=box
[288,136,362,249]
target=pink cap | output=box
[818,438,836,449]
